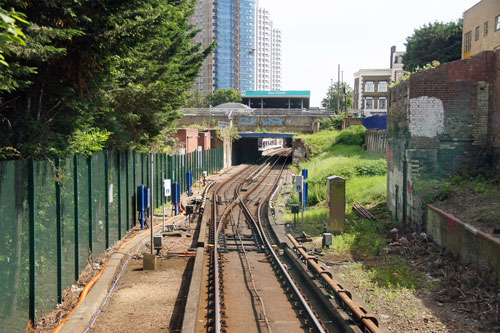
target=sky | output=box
[257,0,479,107]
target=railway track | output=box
[187,148,382,333]
[202,150,327,333]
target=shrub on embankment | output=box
[292,126,386,207]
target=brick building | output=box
[174,128,199,153]
[387,50,500,229]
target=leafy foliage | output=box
[206,88,242,107]
[68,128,111,157]
[0,7,27,66]
[321,82,352,113]
[336,125,366,146]
[216,126,240,142]
[319,114,344,130]
[0,0,212,159]
[403,19,462,72]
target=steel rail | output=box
[210,163,264,332]
[209,150,294,332]
[287,234,382,333]
[237,154,326,333]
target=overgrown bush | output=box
[319,115,343,130]
[336,125,366,146]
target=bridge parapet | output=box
[179,108,337,133]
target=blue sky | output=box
[257,0,479,106]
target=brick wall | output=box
[198,132,211,150]
[387,50,500,229]
[174,128,199,153]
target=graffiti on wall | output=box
[238,116,292,127]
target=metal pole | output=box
[88,156,93,253]
[105,152,109,249]
[55,157,62,304]
[74,155,80,281]
[117,151,122,239]
[162,171,166,232]
[150,153,154,255]
[125,152,130,231]
[28,158,36,325]
[337,64,340,114]
[341,70,344,113]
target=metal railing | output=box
[180,108,338,117]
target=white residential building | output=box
[353,69,392,117]
[271,28,282,91]
[256,7,282,91]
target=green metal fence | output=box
[0,147,223,331]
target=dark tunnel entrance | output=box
[232,133,294,165]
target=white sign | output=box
[109,184,113,203]
[163,179,171,197]
[218,121,229,128]
[294,176,303,193]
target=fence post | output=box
[74,155,79,281]
[125,151,130,231]
[105,151,109,249]
[55,157,62,304]
[133,151,136,227]
[156,153,160,208]
[117,151,122,239]
[88,156,93,253]
[146,153,150,188]
[141,153,144,185]
[28,158,36,325]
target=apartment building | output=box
[271,28,282,91]
[190,0,216,95]
[353,69,392,117]
[191,0,256,94]
[462,0,500,59]
[256,7,282,91]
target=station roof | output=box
[239,132,295,138]
[243,90,310,98]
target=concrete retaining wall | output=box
[364,130,386,156]
[427,205,500,286]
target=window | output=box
[464,31,472,53]
[378,98,387,110]
[475,26,480,41]
[484,21,489,36]
[496,15,500,31]
[365,98,373,109]
[378,81,388,92]
[365,81,374,92]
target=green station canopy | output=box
[243,90,310,97]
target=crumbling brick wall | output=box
[387,50,498,230]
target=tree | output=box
[0,7,27,66]
[185,90,210,108]
[321,82,352,113]
[403,19,462,72]
[0,0,213,158]
[206,88,242,107]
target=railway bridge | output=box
[179,106,336,133]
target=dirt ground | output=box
[89,231,194,332]
[305,219,500,332]
[432,179,500,237]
